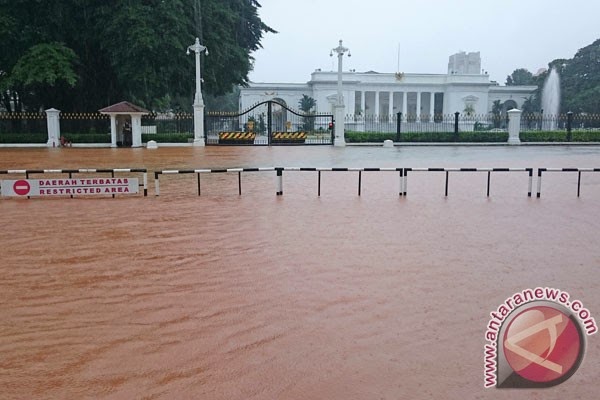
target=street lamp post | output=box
[330,40,350,147]
[187,37,208,146]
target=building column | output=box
[360,91,365,116]
[388,91,394,117]
[402,92,408,121]
[429,92,435,122]
[375,91,380,117]
[110,115,117,148]
[416,92,422,122]
[131,114,142,148]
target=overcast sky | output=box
[248,0,599,85]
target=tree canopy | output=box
[0,0,275,112]
[505,68,534,86]
[507,38,600,114]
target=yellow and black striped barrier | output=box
[272,131,306,143]
[218,131,256,144]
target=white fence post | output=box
[507,108,522,145]
[45,108,61,147]
[334,105,346,146]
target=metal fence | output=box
[206,101,334,145]
[345,113,508,133]
[345,112,600,142]
[60,112,111,143]
[0,112,47,143]
[3,110,600,145]
[345,112,509,142]
[520,112,600,142]
[141,113,194,143]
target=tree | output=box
[298,95,316,113]
[521,95,539,114]
[506,68,534,86]
[491,100,503,128]
[298,95,316,131]
[205,86,241,112]
[558,39,600,113]
[0,0,275,112]
[9,43,79,112]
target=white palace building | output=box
[239,52,537,120]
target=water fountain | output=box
[541,68,561,130]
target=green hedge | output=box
[345,131,508,143]
[345,131,397,142]
[142,133,193,143]
[572,131,600,141]
[61,133,111,143]
[521,130,600,142]
[0,132,47,143]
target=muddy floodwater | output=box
[1,145,600,399]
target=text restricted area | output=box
[0,178,139,197]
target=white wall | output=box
[240,72,536,116]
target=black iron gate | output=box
[205,100,334,145]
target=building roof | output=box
[98,101,149,114]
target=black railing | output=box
[0,112,47,143]
[345,113,509,142]
[141,113,193,143]
[60,112,111,143]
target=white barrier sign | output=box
[1,178,139,197]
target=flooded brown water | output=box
[1,146,600,399]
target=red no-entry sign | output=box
[13,180,31,196]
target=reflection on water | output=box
[1,146,600,399]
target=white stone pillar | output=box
[45,108,60,147]
[193,103,205,146]
[110,115,117,148]
[388,91,394,117]
[189,37,207,147]
[429,92,435,122]
[507,108,522,145]
[334,104,346,147]
[131,115,142,148]
[416,92,422,122]
[375,91,380,117]
[402,92,408,120]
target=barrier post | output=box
[445,171,449,196]
[528,168,533,197]
[276,168,283,195]
[154,172,160,196]
[318,171,321,196]
[143,172,148,196]
[358,171,362,196]
[399,169,403,196]
[537,169,543,198]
